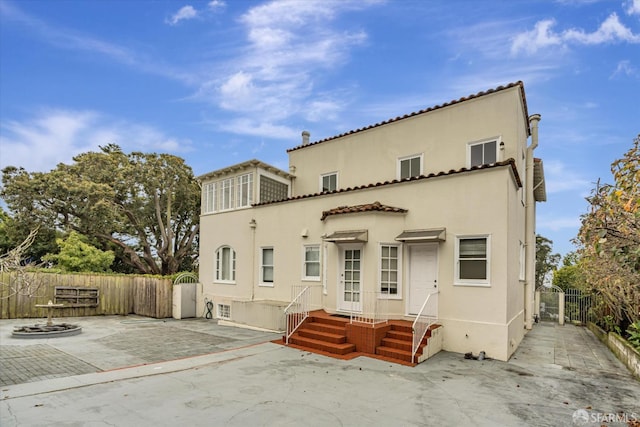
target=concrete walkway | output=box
[0,317,638,426]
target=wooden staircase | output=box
[283,311,441,365]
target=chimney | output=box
[301,130,310,146]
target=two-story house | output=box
[197,81,546,362]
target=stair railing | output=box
[350,290,389,326]
[284,285,310,344]
[412,291,439,363]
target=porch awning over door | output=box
[395,228,446,242]
[323,230,368,243]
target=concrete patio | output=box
[0,316,638,426]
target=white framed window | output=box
[455,235,490,286]
[237,173,253,208]
[468,139,498,167]
[398,154,423,179]
[379,244,401,298]
[203,182,216,213]
[260,247,274,286]
[219,178,235,210]
[519,241,526,281]
[320,172,338,192]
[217,303,231,320]
[215,246,236,283]
[303,245,321,281]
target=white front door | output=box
[408,244,438,315]
[338,246,362,312]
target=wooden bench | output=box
[54,286,99,308]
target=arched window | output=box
[215,246,236,283]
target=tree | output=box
[44,231,115,272]
[0,207,58,263]
[552,252,584,291]
[1,144,200,275]
[535,234,561,288]
[0,227,47,298]
[576,134,640,328]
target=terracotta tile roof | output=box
[253,158,522,207]
[321,201,407,221]
[287,81,529,152]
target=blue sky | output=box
[1,0,639,257]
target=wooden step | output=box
[290,334,356,355]
[298,328,346,344]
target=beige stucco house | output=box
[197,81,546,362]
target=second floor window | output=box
[237,173,253,208]
[321,173,337,192]
[469,140,497,167]
[219,178,235,210]
[399,154,422,179]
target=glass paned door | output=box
[339,248,361,312]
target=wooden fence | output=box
[0,272,172,319]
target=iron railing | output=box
[350,290,389,326]
[284,285,311,344]
[412,291,438,363]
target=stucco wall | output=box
[289,86,528,197]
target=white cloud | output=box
[208,0,226,11]
[199,0,375,137]
[219,118,297,140]
[537,214,582,232]
[511,19,564,55]
[166,5,198,26]
[543,160,592,194]
[563,13,640,44]
[0,109,191,173]
[611,59,640,78]
[626,0,640,15]
[512,12,640,55]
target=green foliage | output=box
[552,252,584,291]
[1,144,200,275]
[44,231,115,272]
[576,135,640,328]
[535,235,561,288]
[601,315,622,335]
[0,207,58,263]
[626,321,640,351]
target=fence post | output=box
[559,291,565,325]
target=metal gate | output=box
[173,272,198,319]
[536,285,564,323]
[564,288,593,325]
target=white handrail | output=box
[412,291,438,363]
[284,285,310,344]
[350,290,389,326]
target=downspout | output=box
[250,218,257,301]
[524,114,541,330]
